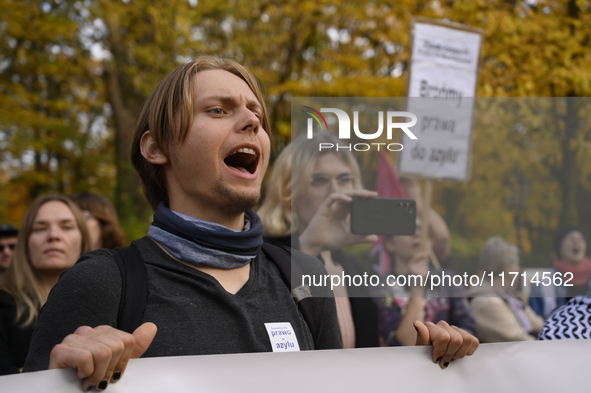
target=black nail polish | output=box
[112,371,121,381]
[443,361,450,368]
[436,356,442,363]
[97,380,108,390]
[86,386,95,392]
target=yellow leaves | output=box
[451,0,591,98]
[1,0,591,251]
[273,121,291,142]
[297,0,321,15]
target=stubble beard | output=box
[213,175,261,215]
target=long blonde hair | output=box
[259,133,362,236]
[0,195,92,327]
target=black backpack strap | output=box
[261,243,318,346]
[111,245,148,334]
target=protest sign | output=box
[399,17,482,181]
[2,340,588,392]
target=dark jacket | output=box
[264,235,379,348]
[0,291,36,375]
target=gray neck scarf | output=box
[147,203,264,269]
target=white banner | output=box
[400,20,482,181]
[2,340,588,392]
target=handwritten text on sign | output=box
[400,21,482,181]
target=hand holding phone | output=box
[298,190,379,255]
[350,197,416,236]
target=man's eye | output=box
[210,108,224,115]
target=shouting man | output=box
[24,56,478,391]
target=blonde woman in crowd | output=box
[469,237,543,342]
[259,133,381,349]
[0,195,91,374]
[69,192,126,250]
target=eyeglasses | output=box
[309,174,355,191]
[0,244,16,252]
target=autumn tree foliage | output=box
[1,0,590,262]
[436,0,591,260]
[0,0,112,224]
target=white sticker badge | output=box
[264,322,300,352]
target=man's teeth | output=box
[234,147,256,156]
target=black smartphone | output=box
[350,197,416,236]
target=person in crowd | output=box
[69,192,126,250]
[468,237,543,342]
[372,220,476,355]
[23,56,478,391]
[0,195,91,375]
[259,133,380,349]
[398,178,451,265]
[538,289,591,340]
[529,225,591,318]
[0,224,18,274]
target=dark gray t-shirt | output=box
[24,237,341,371]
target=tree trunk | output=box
[558,98,579,227]
[103,11,151,228]
[103,64,150,226]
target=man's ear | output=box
[140,131,168,165]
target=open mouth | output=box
[224,147,259,175]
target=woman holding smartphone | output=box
[259,133,380,349]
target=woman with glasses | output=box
[0,195,92,375]
[69,192,126,250]
[259,133,380,348]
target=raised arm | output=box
[401,178,451,263]
[394,251,429,346]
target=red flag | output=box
[376,150,407,198]
[371,151,407,276]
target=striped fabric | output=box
[538,296,591,340]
